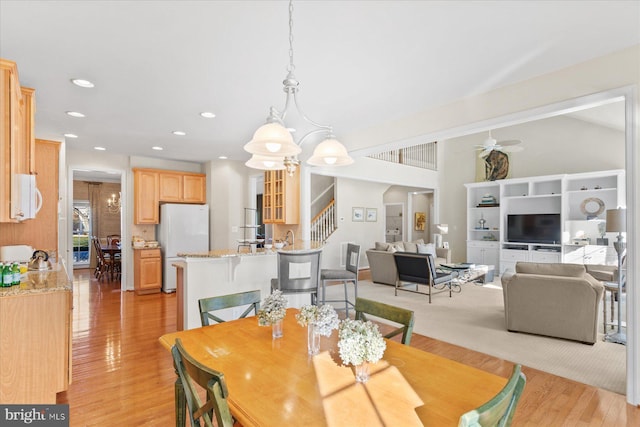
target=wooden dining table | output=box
[159,308,507,426]
[100,243,121,280]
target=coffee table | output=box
[439,263,494,285]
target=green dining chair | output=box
[354,297,415,345]
[458,364,526,427]
[172,338,234,427]
[198,290,261,326]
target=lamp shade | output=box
[307,137,354,166]
[244,122,301,157]
[436,224,449,235]
[245,154,286,170]
[605,208,626,233]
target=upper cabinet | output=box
[158,171,206,203]
[133,168,206,224]
[0,59,37,223]
[134,169,160,224]
[263,169,299,224]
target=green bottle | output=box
[2,262,12,287]
[11,262,20,286]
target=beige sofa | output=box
[501,262,604,344]
[366,241,451,286]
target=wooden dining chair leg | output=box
[174,375,187,427]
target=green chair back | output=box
[354,297,415,345]
[171,339,234,427]
[458,364,526,427]
[199,290,261,326]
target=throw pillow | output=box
[391,242,405,252]
[414,238,425,245]
[403,241,418,253]
[417,243,436,257]
[374,241,390,251]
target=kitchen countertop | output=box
[0,262,72,297]
[178,241,323,258]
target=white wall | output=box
[320,178,390,269]
[441,115,625,263]
[205,160,254,250]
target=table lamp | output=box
[434,224,448,248]
[604,207,626,345]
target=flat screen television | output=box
[507,213,561,244]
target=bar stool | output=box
[320,243,360,317]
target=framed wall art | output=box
[352,207,364,222]
[366,208,377,222]
[415,212,426,231]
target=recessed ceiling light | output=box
[172,131,186,136]
[152,146,163,151]
[94,146,106,151]
[200,112,216,118]
[64,133,78,138]
[66,111,85,118]
[218,155,228,160]
[287,127,296,133]
[71,78,95,88]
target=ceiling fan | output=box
[475,130,524,158]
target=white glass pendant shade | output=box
[244,122,301,157]
[307,138,354,166]
[245,154,286,170]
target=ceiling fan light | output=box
[244,122,301,157]
[307,138,354,166]
[244,154,286,170]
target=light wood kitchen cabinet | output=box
[182,173,206,203]
[134,248,162,294]
[0,289,72,403]
[134,168,206,224]
[263,168,299,224]
[158,171,206,203]
[0,59,36,223]
[133,168,160,224]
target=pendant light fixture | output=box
[244,0,353,175]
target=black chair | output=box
[393,252,457,303]
[172,338,234,427]
[320,243,360,317]
[270,249,322,305]
[199,290,261,326]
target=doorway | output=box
[384,203,404,243]
[70,170,123,280]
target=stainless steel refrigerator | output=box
[156,203,209,293]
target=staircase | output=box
[311,199,336,243]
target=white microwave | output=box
[11,174,42,221]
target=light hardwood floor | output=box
[57,269,639,426]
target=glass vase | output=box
[307,323,320,355]
[272,319,283,339]
[355,362,370,383]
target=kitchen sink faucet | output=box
[284,230,295,247]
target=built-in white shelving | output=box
[465,169,625,274]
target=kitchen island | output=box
[174,244,322,330]
[0,263,72,403]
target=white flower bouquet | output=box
[337,318,386,366]
[295,304,339,337]
[257,290,288,326]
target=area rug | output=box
[324,280,626,394]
